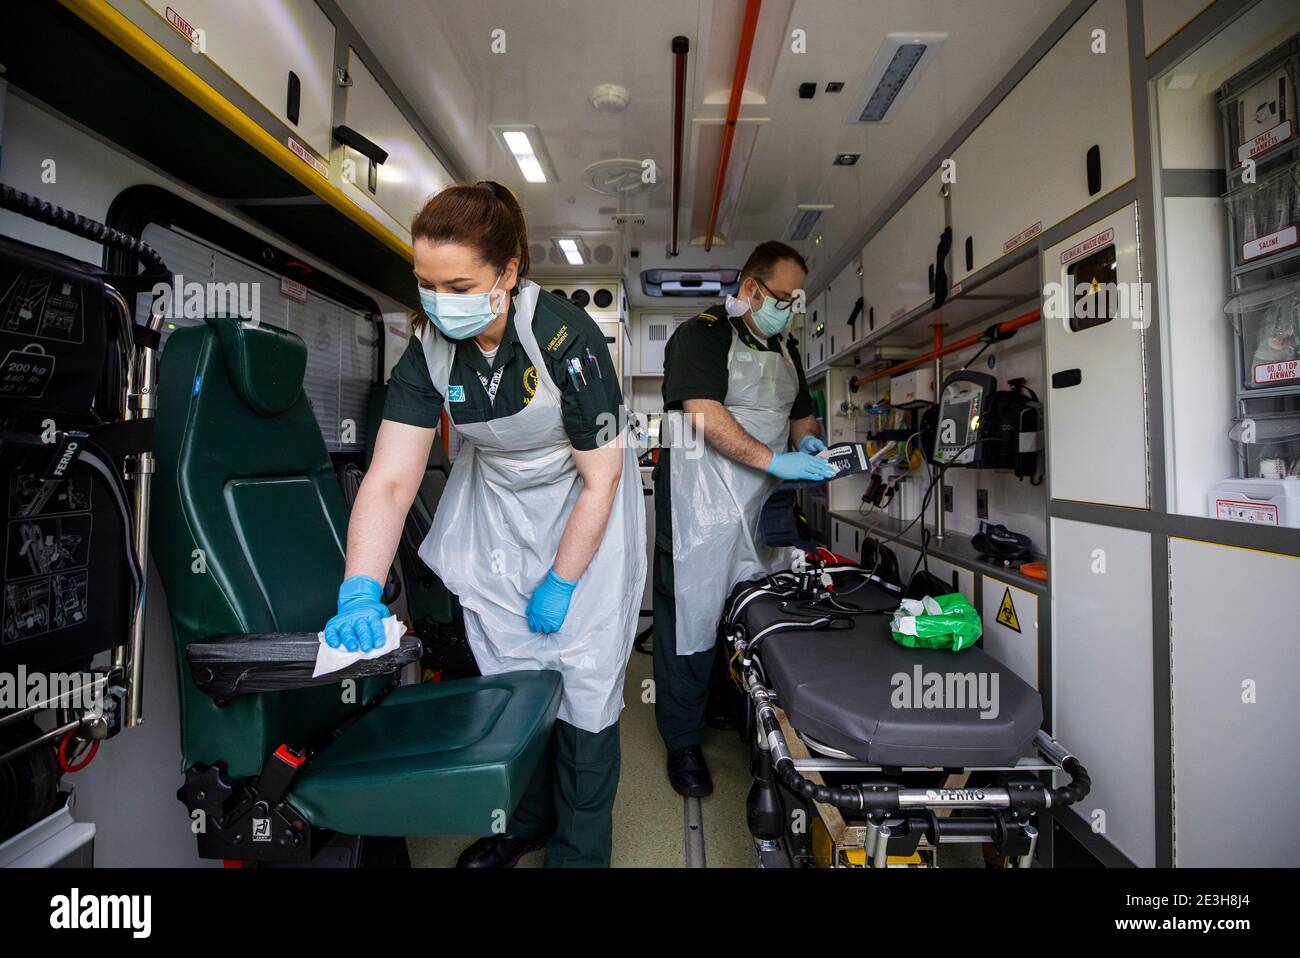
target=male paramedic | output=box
[652,240,835,796]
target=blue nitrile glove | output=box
[526,568,578,634]
[766,450,838,482]
[798,435,829,455]
[324,574,388,652]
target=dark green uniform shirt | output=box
[661,304,814,418]
[383,289,623,451]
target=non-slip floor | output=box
[406,642,756,868]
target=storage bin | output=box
[1228,410,1300,477]
[1218,38,1299,172]
[1223,161,1300,269]
[1225,278,1300,390]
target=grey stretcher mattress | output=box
[739,582,1043,767]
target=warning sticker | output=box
[995,587,1021,633]
[1215,498,1278,525]
[0,346,56,400]
[1061,228,1114,266]
[288,137,329,179]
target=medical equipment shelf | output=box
[1226,277,1300,398]
[811,246,1039,375]
[828,509,1048,596]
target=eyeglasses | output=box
[754,277,794,312]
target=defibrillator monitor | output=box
[933,371,996,466]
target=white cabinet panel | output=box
[950,0,1134,281]
[823,257,864,358]
[341,49,452,241]
[863,169,946,328]
[1170,539,1300,866]
[805,290,829,370]
[139,0,337,158]
[981,576,1039,688]
[1041,203,1149,508]
[1051,518,1155,867]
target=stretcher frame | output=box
[726,563,1091,869]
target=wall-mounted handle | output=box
[286,71,301,126]
[1086,145,1101,196]
[334,125,389,194]
[1051,368,1083,388]
[964,235,973,273]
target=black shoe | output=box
[667,745,713,798]
[455,833,548,869]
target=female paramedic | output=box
[323,180,646,868]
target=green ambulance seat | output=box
[151,315,560,839]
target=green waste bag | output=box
[889,593,982,651]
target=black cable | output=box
[0,183,169,274]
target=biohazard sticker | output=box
[0,346,56,400]
[995,587,1021,633]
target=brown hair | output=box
[410,180,530,331]
[740,240,809,283]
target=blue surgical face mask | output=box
[725,286,792,337]
[419,274,504,340]
[752,293,791,337]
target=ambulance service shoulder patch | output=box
[546,324,569,353]
[523,364,538,404]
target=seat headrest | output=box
[206,315,307,416]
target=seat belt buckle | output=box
[258,744,307,806]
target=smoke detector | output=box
[590,83,631,114]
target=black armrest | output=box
[186,631,421,702]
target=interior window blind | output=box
[135,224,376,452]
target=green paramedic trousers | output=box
[507,717,621,867]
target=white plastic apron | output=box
[668,321,800,654]
[417,281,646,733]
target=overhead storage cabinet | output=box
[950,0,1134,282]
[862,169,946,329]
[805,289,829,370]
[340,50,453,244]
[822,256,864,359]
[138,0,337,159]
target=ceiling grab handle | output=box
[703,0,763,253]
[669,36,689,258]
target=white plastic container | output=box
[889,367,936,408]
[1208,476,1300,528]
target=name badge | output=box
[736,351,753,362]
[447,384,465,402]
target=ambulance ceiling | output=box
[335,0,1072,304]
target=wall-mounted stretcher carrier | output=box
[722,555,1090,868]
[0,186,164,847]
[150,310,561,866]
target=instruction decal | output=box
[1003,221,1042,255]
[3,463,93,647]
[1215,498,1278,525]
[1,270,85,343]
[995,587,1021,633]
[288,137,330,179]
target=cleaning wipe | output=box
[313,614,408,678]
